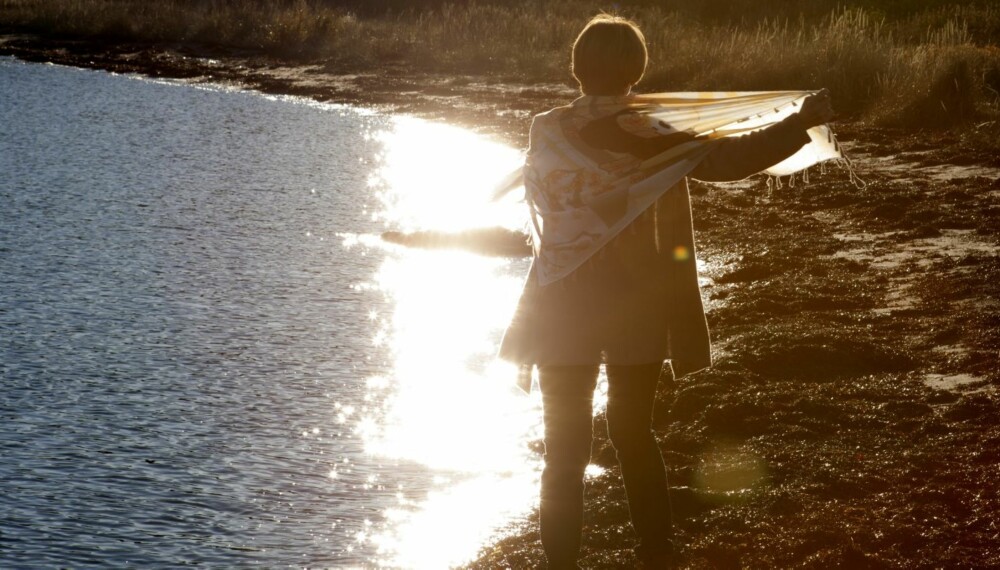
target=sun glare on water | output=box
[349,117,541,568]
[372,117,526,232]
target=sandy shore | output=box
[5,33,999,569]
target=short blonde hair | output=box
[572,14,648,96]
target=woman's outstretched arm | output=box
[691,89,836,182]
[381,227,532,257]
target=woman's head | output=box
[572,14,647,96]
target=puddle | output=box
[833,230,997,271]
[923,373,991,393]
[854,153,1000,182]
[829,229,998,314]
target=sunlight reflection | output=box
[372,116,525,232]
[356,117,542,568]
[369,250,537,472]
[375,472,539,569]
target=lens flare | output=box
[673,245,690,262]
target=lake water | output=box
[0,56,540,568]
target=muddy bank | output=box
[4,34,998,569]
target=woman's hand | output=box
[797,89,835,129]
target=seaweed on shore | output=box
[468,155,1000,568]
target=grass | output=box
[1,0,999,130]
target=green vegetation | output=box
[2,0,999,129]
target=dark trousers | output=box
[539,363,673,568]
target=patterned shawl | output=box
[494,91,847,286]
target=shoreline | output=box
[0,33,575,147]
[5,33,999,569]
[5,33,998,169]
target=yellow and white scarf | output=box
[494,91,850,286]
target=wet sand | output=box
[5,34,998,569]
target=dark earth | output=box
[3,35,998,569]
